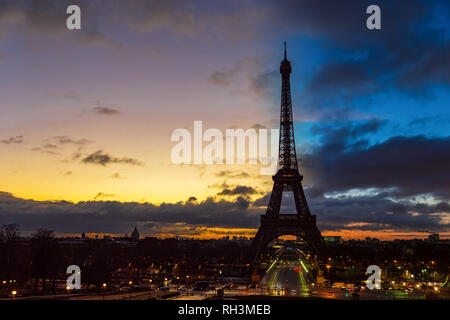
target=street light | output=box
[11,290,17,300]
[186,275,190,296]
[102,283,107,300]
[326,265,331,292]
[128,281,133,299]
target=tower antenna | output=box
[284,41,287,60]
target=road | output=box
[259,256,310,297]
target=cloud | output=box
[1,135,23,144]
[209,58,262,85]
[52,136,93,146]
[251,189,449,233]
[217,185,257,196]
[31,137,91,156]
[209,70,234,86]
[93,192,115,201]
[408,114,450,129]
[248,70,278,99]
[41,143,58,150]
[312,194,449,233]
[0,192,260,234]
[63,90,81,102]
[208,58,277,99]
[272,0,450,111]
[0,0,122,48]
[30,142,62,155]
[93,107,120,116]
[397,43,450,88]
[307,61,376,95]
[204,5,270,41]
[110,172,124,179]
[82,150,144,167]
[275,0,428,47]
[215,171,250,179]
[0,189,447,235]
[301,120,450,200]
[127,0,197,36]
[79,31,124,50]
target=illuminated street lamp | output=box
[11,290,17,300]
[326,265,331,291]
[186,275,191,296]
[102,283,107,300]
[128,281,133,299]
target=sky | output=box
[0,0,449,240]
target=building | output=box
[365,237,380,244]
[131,226,140,241]
[323,236,344,244]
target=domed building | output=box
[131,226,140,241]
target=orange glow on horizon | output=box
[57,230,450,241]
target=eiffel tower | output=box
[250,43,325,263]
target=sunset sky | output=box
[0,0,449,240]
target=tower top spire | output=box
[280,41,291,75]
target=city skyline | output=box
[1,0,450,240]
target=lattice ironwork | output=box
[250,43,325,263]
[278,42,298,172]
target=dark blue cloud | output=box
[301,120,450,200]
[271,0,450,117]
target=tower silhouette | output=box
[250,43,324,262]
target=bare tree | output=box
[0,223,20,243]
[30,229,59,294]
